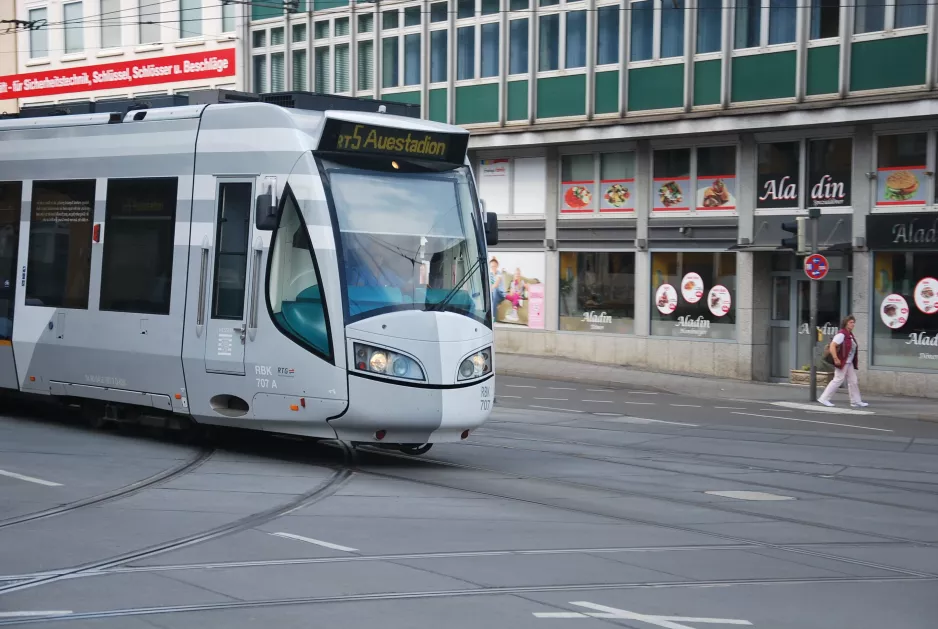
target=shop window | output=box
[560,155,595,213]
[509,19,529,75]
[876,134,927,207]
[596,6,620,65]
[600,153,636,213]
[696,146,736,211]
[26,180,95,310]
[651,252,737,340]
[653,149,691,212]
[490,252,546,328]
[757,141,800,209]
[100,178,178,315]
[810,0,839,39]
[872,252,938,370]
[697,0,722,54]
[0,183,22,340]
[807,138,851,208]
[560,252,635,335]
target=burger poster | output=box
[876,167,927,206]
[696,176,736,211]
[561,181,595,214]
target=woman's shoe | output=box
[817,399,834,407]
[851,402,870,408]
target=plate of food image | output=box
[658,181,683,207]
[884,170,920,202]
[701,178,731,208]
[604,184,631,208]
[564,185,592,210]
[880,294,909,329]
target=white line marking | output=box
[587,389,613,392]
[505,385,536,388]
[629,391,659,395]
[534,601,753,627]
[705,490,795,501]
[593,412,625,417]
[534,397,569,401]
[0,469,62,487]
[771,401,875,415]
[270,532,358,553]
[761,408,792,412]
[581,400,614,403]
[714,406,746,410]
[670,404,701,408]
[732,412,893,432]
[530,405,586,414]
[623,401,656,405]
[0,612,73,618]
[498,395,522,398]
[590,416,699,427]
[549,387,576,391]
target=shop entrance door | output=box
[795,280,843,372]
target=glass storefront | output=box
[559,252,635,334]
[650,252,737,340]
[872,251,938,370]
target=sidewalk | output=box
[494,353,938,423]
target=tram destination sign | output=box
[318,119,469,164]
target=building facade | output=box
[1,1,19,114]
[5,0,246,109]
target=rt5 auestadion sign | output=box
[0,49,236,100]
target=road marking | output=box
[591,416,699,427]
[670,404,701,408]
[530,405,586,414]
[581,399,614,403]
[0,469,62,487]
[705,490,795,501]
[549,387,576,391]
[534,601,752,628]
[714,406,746,410]
[623,401,656,405]
[629,391,659,395]
[732,412,893,432]
[504,385,537,388]
[0,612,73,618]
[534,397,569,401]
[592,412,624,417]
[761,408,791,412]
[270,532,358,553]
[498,395,522,399]
[587,389,613,392]
[771,401,874,415]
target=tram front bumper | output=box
[328,373,494,444]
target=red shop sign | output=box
[0,48,236,100]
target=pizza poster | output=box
[876,167,927,206]
[561,181,595,213]
[599,179,635,212]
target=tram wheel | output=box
[399,443,433,455]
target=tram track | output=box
[0,447,216,530]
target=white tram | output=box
[0,92,499,453]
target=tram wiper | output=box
[426,256,483,313]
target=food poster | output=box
[696,176,737,211]
[600,179,635,212]
[561,181,595,214]
[880,294,910,329]
[707,285,731,317]
[653,177,689,212]
[915,277,938,315]
[680,273,704,303]
[876,167,927,207]
[489,251,546,329]
[655,284,678,314]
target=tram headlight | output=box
[353,343,425,381]
[457,348,491,381]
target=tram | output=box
[0,91,498,453]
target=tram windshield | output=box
[322,160,489,324]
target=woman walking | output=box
[817,315,869,408]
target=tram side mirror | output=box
[484,211,499,246]
[255,190,278,230]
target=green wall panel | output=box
[628,64,684,111]
[384,91,421,105]
[731,52,796,102]
[807,45,839,96]
[536,75,586,119]
[693,60,720,106]
[252,0,314,20]
[313,0,348,9]
[429,88,447,123]
[851,35,927,92]
[507,80,528,121]
[455,84,499,125]
[595,71,619,115]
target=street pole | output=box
[808,207,820,401]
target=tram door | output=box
[0,182,21,389]
[203,179,257,375]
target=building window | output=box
[696,146,737,211]
[458,0,475,18]
[807,138,852,208]
[335,18,349,36]
[26,180,96,310]
[64,2,84,54]
[28,8,48,58]
[481,23,499,78]
[99,178,177,315]
[560,154,596,213]
[457,26,475,80]
[358,13,374,33]
[651,252,737,340]
[757,141,800,209]
[293,49,308,91]
[565,10,587,68]
[538,14,560,71]
[872,252,938,370]
[856,0,926,33]
[631,1,653,61]
[509,18,529,75]
[653,149,691,211]
[253,55,267,92]
[358,40,375,90]
[811,0,840,39]
[489,252,546,328]
[271,52,285,92]
[335,44,350,92]
[631,0,686,62]
[383,9,399,30]
[0,183,22,340]
[309,17,350,95]
[735,0,797,48]
[876,134,927,207]
[560,253,636,335]
[253,30,266,48]
[383,37,400,87]
[179,0,201,38]
[404,33,421,85]
[293,23,307,43]
[597,5,620,65]
[697,0,722,53]
[661,0,685,58]
[222,1,236,33]
[315,47,331,93]
[405,6,422,26]
[271,27,284,46]
[559,152,637,214]
[315,21,330,39]
[100,0,122,48]
[430,2,448,22]
[139,0,161,45]
[431,30,448,83]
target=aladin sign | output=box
[866,214,938,250]
[757,175,798,209]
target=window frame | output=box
[378,2,423,93]
[508,10,530,77]
[291,21,310,92]
[429,7,449,86]
[557,145,641,218]
[177,0,203,40]
[536,0,589,76]
[451,0,503,85]
[63,1,85,55]
[310,13,352,95]
[595,0,622,70]
[628,0,688,67]
[100,0,123,49]
[138,0,161,46]
[870,126,938,214]
[732,0,800,56]
[852,0,929,41]
[28,7,49,59]
[648,140,741,217]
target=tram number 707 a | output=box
[480,386,491,411]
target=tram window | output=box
[211,182,252,320]
[0,182,22,340]
[267,189,331,358]
[99,178,178,315]
[26,180,95,309]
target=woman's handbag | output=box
[821,344,835,366]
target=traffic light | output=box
[781,217,806,254]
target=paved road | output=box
[1,385,937,629]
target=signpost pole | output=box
[808,208,820,401]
